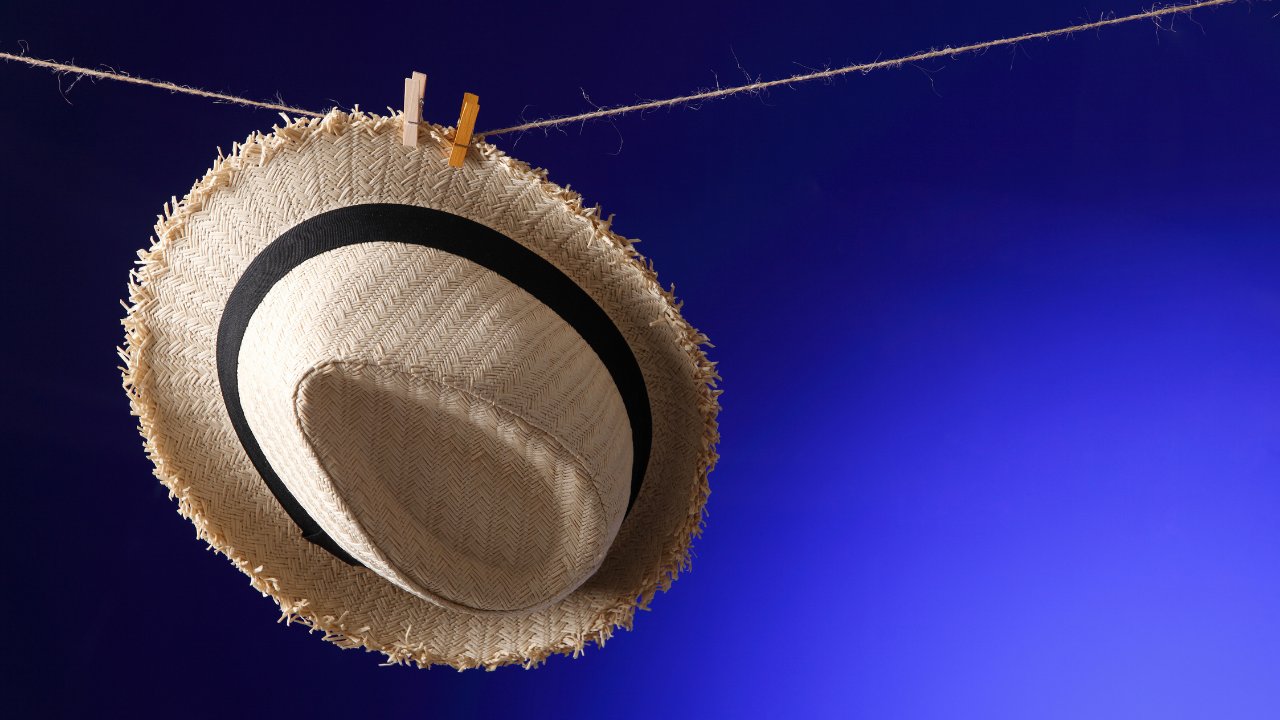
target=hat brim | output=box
[120,110,721,669]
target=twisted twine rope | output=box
[0,52,325,116]
[0,0,1261,134]
[481,0,1254,136]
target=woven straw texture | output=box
[240,244,633,615]
[120,109,721,669]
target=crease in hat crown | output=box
[120,107,721,669]
[238,240,634,615]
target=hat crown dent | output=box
[237,241,632,615]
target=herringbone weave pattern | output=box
[240,244,632,615]
[120,109,721,669]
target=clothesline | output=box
[479,0,1255,137]
[0,0,1261,138]
[0,51,321,116]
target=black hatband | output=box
[215,204,652,566]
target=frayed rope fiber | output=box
[0,0,1263,133]
[0,53,323,116]
[479,0,1263,136]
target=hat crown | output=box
[238,241,632,614]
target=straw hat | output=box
[120,109,720,669]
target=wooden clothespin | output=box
[401,71,427,147]
[448,93,480,167]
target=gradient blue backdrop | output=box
[1,1,1278,717]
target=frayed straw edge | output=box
[120,108,721,670]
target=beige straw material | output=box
[240,243,633,615]
[119,108,721,669]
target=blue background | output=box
[1,1,1278,717]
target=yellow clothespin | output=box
[401,71,426,147]
[448,93,480,167]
